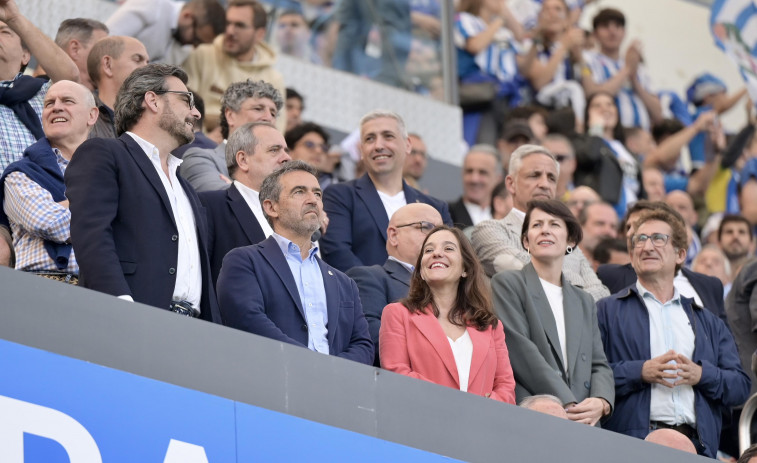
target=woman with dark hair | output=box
[380,226,516,403]
[574,91,642,217]
[491,200,614,423]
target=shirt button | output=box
[301,324,307,331]
[168,268,176,275]
[171,235,178,242]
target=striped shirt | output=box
[582,50,654,129]
[3,148,78,273]
[0,75,51,171]
[508,0,585,31]
[454,12,520,85]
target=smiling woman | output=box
[379,226,516,403]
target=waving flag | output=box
[711,0,757,104]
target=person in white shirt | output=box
[449,145,501,229]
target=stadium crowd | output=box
[3,0,757,459]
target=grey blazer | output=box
[179,143,230,192]
[491,263,615,408]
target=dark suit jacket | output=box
[217,236,374,365]
[346,258,411,366]
[65,134,221,323]
[597,263,726,323]
[491,263,615,407]
[448,197,474,230]
[320,174,452,271]
[198,183,266,287]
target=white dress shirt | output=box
[127,132,202,310]
[463,201,492,226]
[540,277,568,376]
[233,180,274,238]
[448,330,473,392]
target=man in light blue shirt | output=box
[217,161,373,364]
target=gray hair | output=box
[692,244,732,278]
[466,143,501,171]
[359,109,408,139]
[519,394,564,410]
[508,144,559,177]
[259,160,318,226]
[54,18,108,49]
[114,63,188,136]
[220,79,283,139]
[225,121,275,176]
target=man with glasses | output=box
[347,203,443,366]
[106,0,225,66]
[66,63,221,324]
[596,207,748,458]
[286,121,342,189]
[184,0,286,135]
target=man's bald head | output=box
[644,429,697,454]
[386,203,443,266]
[519,395,568,420]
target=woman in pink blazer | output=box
[379,226,516,404]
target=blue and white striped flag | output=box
[711,0,757,105]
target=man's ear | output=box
[262,198,277,219]
[102,55,114,78]
[235,150,249,173]
[387,226,399,247]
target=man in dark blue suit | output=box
[320,109,452,272]
[346,203,443,365]
[198,121,290,286]
[217,161,373,364]
[66,64,221,323]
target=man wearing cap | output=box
[496,119,534,173]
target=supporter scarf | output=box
[0,74,47,141]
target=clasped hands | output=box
[641,349,702,387]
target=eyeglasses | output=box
[301,140,330,152]
[397,221,436,233]
[554,154,572,163]
[632,233,670,248]
[155,90,195,110]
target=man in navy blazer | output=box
[66,64,221,323]
[217,161,373,364]
[346,203,443,365]
[320,110,451,272]
[198,121,290,286]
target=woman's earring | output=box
[461,272,467,278]
[526,247,530,256]
[566,246,573,254]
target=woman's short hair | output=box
[521,200,583,251]
[403,226,498,330]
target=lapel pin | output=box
[328,270,334,276]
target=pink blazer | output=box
[379,302,516,404]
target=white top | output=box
[377,189,407,223]
[126,132,202,310]
[464,201,493,226]
[540,277,568,375]
[674,270,704,307]
[448,330,473,392]
[637,281,696,426]
[606,139,640,205]
[233,180,274,238]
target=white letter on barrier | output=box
[0,395,102,463]
[163,439,209,463]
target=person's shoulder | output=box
[324,177,358,196]
[197,187,228,203]
[182,146,217,161]
[346,264,385,278]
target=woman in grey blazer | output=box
[491,199,614,426]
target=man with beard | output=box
[718,214,755,277]
[217,161,373,365]
[65,64,221,324]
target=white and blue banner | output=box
[0,339,459,462]
[711,0,757,105]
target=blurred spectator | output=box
[332,0,412,88]
[691,244,731,299]
[346,203,443,366]
[665,190,701,268]
[582,8,662,129]
[742,156,757,227]
[509,105,548,142]
[578,201,618,271]
[497,119,534,172]
[641,167,665,202]
[701,212,724,245]
[403,132,428,190]
[491,180,512,220]
[380,226,516,402]
[87,36,150,139]
[542,133,576,199]
[593,237,629,267]
[624,126,655,158]
[286,121,343,189]
[471,144,609,300]
[564,185,599,220]
[519,394,569,420]
[184,0,287,134]
[0,0,80,171]
[0,81,97,281]
[718,214,755,277]
[50,19,109,91]
[406,0,443,97]
[181,79,282,191]
[706,122,757,215]
[725,259,757,399]
[273,10,320,64]
[172,90,217,158]
[508,0,594,31]
[320,110,451,271]
[644,429,697,455]
[106,0,225,65]
[449,144,500,229]
[285,87,303,131]
[216,161,374,365]
[199,122,290,286]
[739,443,757,463]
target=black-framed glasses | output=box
[155,90,195,110]
[397,221,436,233]
[632,233,670,248]
[301,140,330,152]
